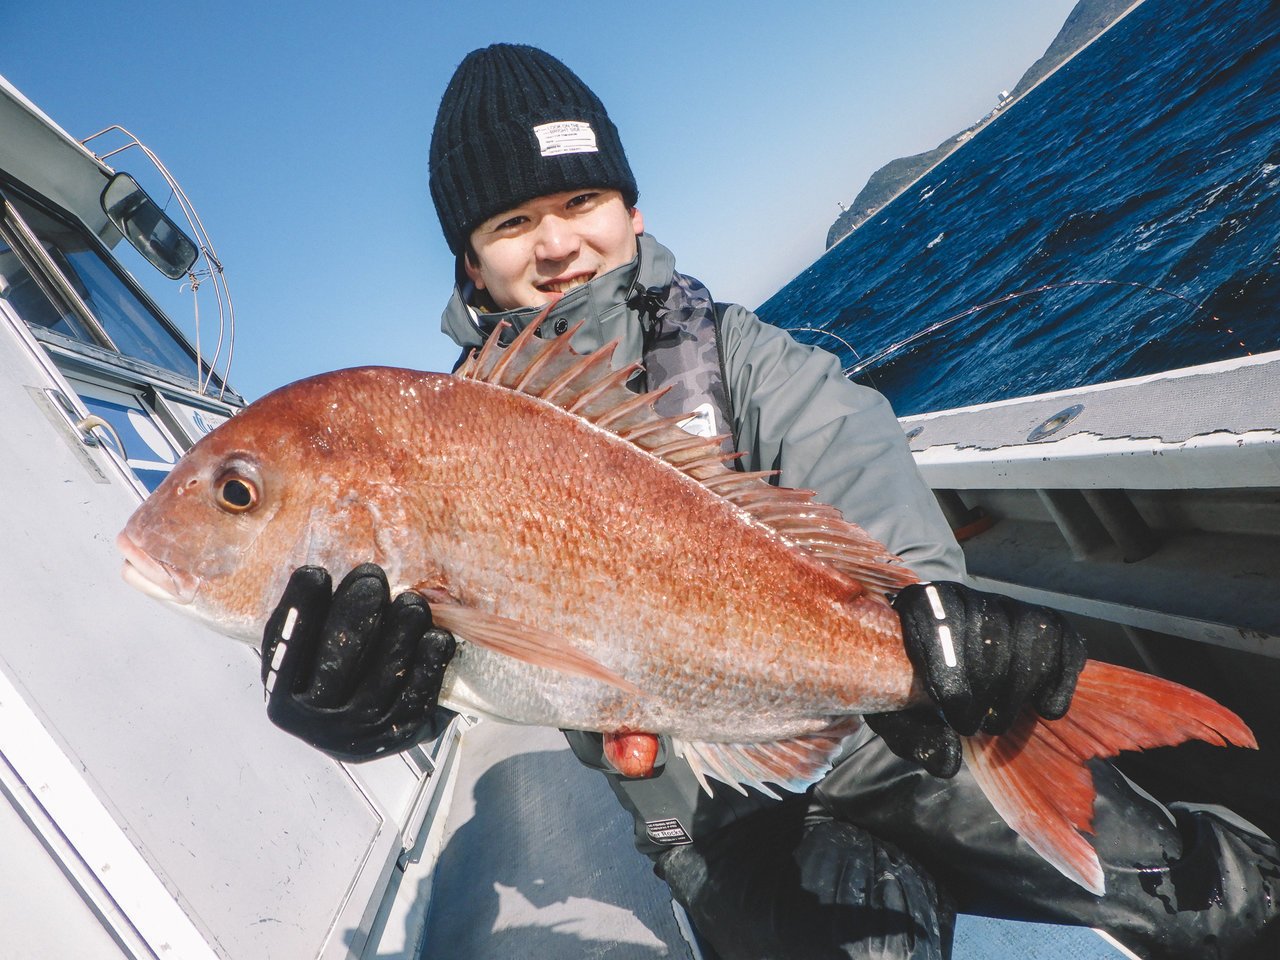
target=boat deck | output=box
[417,720,1133,959]
[420,720,694,958]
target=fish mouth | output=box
[116,531,199,605]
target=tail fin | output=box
[961,659,1257,895]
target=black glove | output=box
[261,563,457,762]
[865,581,1087,778]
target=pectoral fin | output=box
[426,603,641,695]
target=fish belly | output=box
[436,611,915,744]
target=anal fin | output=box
[675,717,862,800]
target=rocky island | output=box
[826,0,1141,249]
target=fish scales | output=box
[320,369,918,739]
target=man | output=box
[261,44,1279,958]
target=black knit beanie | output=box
[429,44,638,256]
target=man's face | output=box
[464,189,644,311]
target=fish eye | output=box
[213,465,261,514]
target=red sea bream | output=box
[117,316,1256,895]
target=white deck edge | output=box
[0,666,219,960]
[914,427,1280,490]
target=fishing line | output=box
[792,280,1221,380]
[787,327,864,362]
[787,326,883,389]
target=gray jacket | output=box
[440,233,966,854]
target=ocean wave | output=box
[761,0,1280,415]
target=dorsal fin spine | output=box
[731,488,814,506]
[513,325,580,391]
[682,456,740,476]
[778,520,873,538]
[484,305,560,386]
[594,388,671,429]
[538,346,615,404]
[701,470,779,492]
[617,411,688,442]
[646,432,719,460]
[467,331,503,379]
[487,327,535,385]
[567,357,638,414]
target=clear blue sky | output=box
[7,0,1076,401]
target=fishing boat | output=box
[4,68,1273,959]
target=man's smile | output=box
[537,271,595,294]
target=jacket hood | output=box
[439,233,678,367]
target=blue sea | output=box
[759,0,1280,417]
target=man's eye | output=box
[495,216,527,230]
[567,192,598,208]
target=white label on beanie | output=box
[533,121,598,157]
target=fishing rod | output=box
[794,279,1222,380]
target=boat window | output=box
[1,192,206,385]
[0,232,95,340]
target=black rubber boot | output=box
[657,797,956,960]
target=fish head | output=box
[117,368,426,641]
